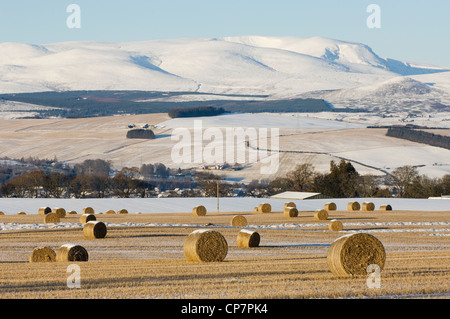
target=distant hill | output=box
[1,36,449,116]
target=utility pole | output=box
[217,180,220,213]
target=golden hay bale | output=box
[82,207,95,215]
[106,210,116,214]
[379,204,392,211]
[117,209,128,214]
[257,203,271,214]
[80,213,96,223]
[192,205,207,216]
[324,202,337,211]
[44,212,60,223]
[314,209,328,220]
[56,244,89,262]
[17,212,26,215]
[52,207,66,218]
[83,221,107,239]
[183,229,228,262]
[29,247,56,263]
[38,207,52,215]
[230,215,248,227]
[253,206,258,212]
[362,202,375,211]
[347,201,360,211]
[328,219,343,231]
[237,229,260,248]
[327,233,386,277]
[68,210,77,215]
[283,202,296,210]
[284,206,299,218]
[0,211,4,215]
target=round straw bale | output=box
[56,244,89,262]
[314,209,328,220]
[68,210,77,215]
[192,205,207,216]
[52,207,66,218]
[82,207,95,215]
[237,229,260,248]
[17,212,26,215]
[327,233,386,277]
[324,202,337,211]
[231,215,248,227]
[106,209,116,214]
[44,212,60,223]
[379,204,392,211]
[0,211,4,215]
[283,202,296,210]
[83,221,107,239]
[38,207,52,215]
[284,206,298,218]
[253,206,258,212]
[183,229,228,262]
[117,209,128,214]
[29,247,56,263]
[362,202,375,211]
[347,201,360,211]
[257,203,271,214]
[80,213,96,223]
[328,219,343,231]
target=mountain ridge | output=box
[1,35,449,112]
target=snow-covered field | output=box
[0,112,449,179]
[0,197,448,234]
[1,197,448,216]
[159,112,450,178]
[334,144,450,176]
[158,112,366,129]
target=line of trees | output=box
[387,127,450,150]
[126,129,155,139]
[1,156,449,199]
[168,106,226,118]
[0,158,204,198]
[244,160,450,199]
[1,166,154,198]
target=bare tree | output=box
[389,165,420,197]
[286,163,316,191]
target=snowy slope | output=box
[1,36,448,103]
[158,112,366,129]
[301,76,450,112]
[221,36,447,76]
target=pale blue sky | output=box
[1,0,449,66]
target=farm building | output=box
[270,191,328,200]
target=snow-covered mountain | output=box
[1,36,449,111]
[301,76,450,112]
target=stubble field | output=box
[0,208,448,299]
